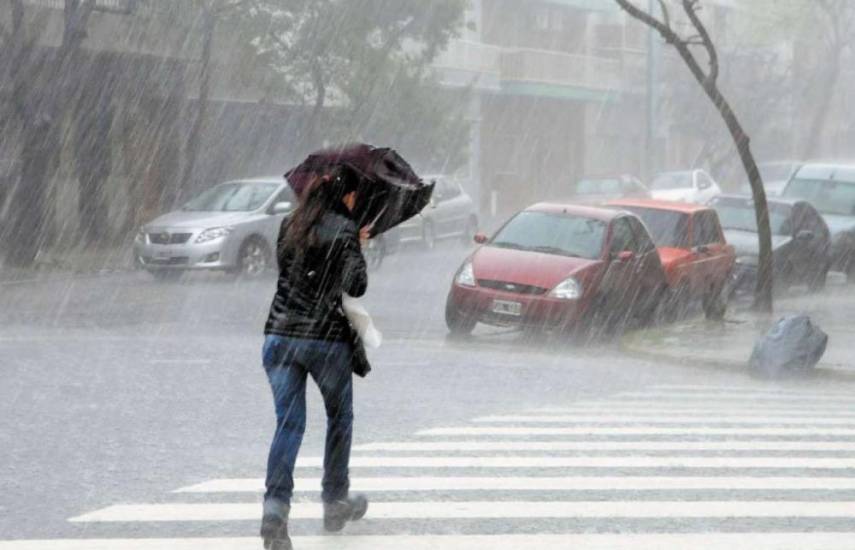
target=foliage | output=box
[247,0,471,170]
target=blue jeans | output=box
[262,335,353,506]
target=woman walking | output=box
[260,166,369,550]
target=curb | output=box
[620,329,855,383]
[0,267,136,287]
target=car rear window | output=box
[784,178,855,216]
[575,179,621,196]
[491,211,607,260]
[651,172,692,190]
[620,207,689,248]
[693,211,722,246]
[713,198,792,236]
[182,182,280,212]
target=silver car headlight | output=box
[195,226,233,244]
[549,277,582,300]
[456,261,476,287]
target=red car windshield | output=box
[621,207,690,248]
[490,211,606,260]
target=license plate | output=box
[492,300,522,316]
[155,251,171,259]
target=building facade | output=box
[433,0,736,221]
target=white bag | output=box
[342,294,383,349]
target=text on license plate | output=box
[492,300,522,316]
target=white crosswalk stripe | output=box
[5,534,855,550]
[10,384,855,549]
[418,425,855,435]
[531,406,855,415]
[289,455,855,469]
[534,402,855,411]
[353,440,855,451]
[176,476,855,494]
[474,414,855,424]
[67,500,855,522]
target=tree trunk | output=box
[668,42,774,312]
[716,95,773,312]
[182,10,215,195]
[3,0,96,266]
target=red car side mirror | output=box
[474,233,488,244]
[617,250,635,262]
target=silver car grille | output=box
[148,232,193,245]
[477,280,548,295]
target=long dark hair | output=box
[282,164,360,253]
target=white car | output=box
[650,169,722,204]
[394,175,478,248]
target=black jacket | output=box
[264,205,368,342]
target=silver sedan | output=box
[134,178,295,279]
[395,175,478,249]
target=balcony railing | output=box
[433,40,502,77]
[434,40,624,92]
[499,48,621,91]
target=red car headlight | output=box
[549,277,582,300]
[455,261,476,287]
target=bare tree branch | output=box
[613,0,673,43]
[681,0,718,84]
[656,0,670,29]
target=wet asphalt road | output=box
[2,241,855,547]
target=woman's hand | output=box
[359,226,371,246]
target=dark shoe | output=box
[261,500,291,550]
[323,494,368,532]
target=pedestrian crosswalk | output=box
[8,383,855,549]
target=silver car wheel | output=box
[240,240,269,277]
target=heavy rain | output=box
[2,1,855,549]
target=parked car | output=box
[781,163,855,279]
[444,203,667,336]
[395,175,478,248]
[134,178,295,279]
[650,169,722,204]
[566,174,650,204]
[739,161,801,197]
[710,194,832,293]
[607,199,735,319]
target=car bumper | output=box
[830,239,855,273]
[396,219,424,243]
[729,262,757,295]
[447,283,584,329]
[133,237,239,271]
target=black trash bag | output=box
[749,314,828,378]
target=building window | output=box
[532,7,550,31]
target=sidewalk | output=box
[0,246,134,284]
[622,281,855,376]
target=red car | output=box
[607,199,735,319]
[445,203,667,335]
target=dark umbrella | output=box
[285,143,434,237]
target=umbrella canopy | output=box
[285,143,434,236]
